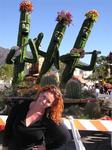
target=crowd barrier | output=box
[63,117,112,132]
[0,115,112,150]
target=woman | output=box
[2,85,71,150]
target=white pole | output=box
[68,116,86,150]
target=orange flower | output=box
[20,0,33,12]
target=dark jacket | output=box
[3,100,71,150]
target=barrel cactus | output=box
[64,79,81,99]
[40,74,59,87]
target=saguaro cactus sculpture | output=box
[74,9,99,48]
[37,11,72,83]
[60,10,100,88]
[6,0,41,86]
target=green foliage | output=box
[85,102,101,119]
[81,90,96,98]
[89,55,110,80]
[64,105,86,118]
[105,76,112,84]
[0,64,13,80]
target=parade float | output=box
[1,0,111,120]
[0,3,112,150]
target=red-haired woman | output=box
[2,85,71,150]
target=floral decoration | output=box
[20,0,33,12]
[85,9,99,21]
[56,10,72,26]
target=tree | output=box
[89,55,108,80]
[0,64,13,80]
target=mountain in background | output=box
[0,47,10,65]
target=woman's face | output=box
[37,91,55,108]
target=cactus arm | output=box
[24,39,38,63]
[38,50,46,57]
[5,49,16,64]
[34,32,44,50]
[60,53,80,63]
[76,50,101,71]
[60,53,72,63]
[34,32,46,57]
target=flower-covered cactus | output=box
[74,9,99,49]
[6,0,41,86]
[60,10,100,88]
[37,10,72,84]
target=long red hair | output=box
[36,85,64,124]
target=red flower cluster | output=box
[56,10,72,26]
[20,0,33,12]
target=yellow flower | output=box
[85,9,99,21]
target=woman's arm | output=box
[2,104,20,147]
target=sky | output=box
[0,0,112,64]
